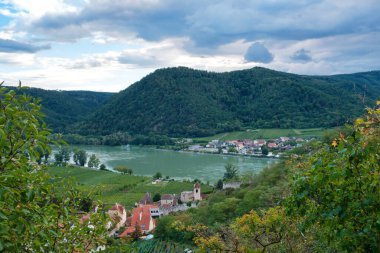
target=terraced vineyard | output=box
[129,240,196,253]
[48,165,213,208]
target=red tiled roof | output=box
[119,204,158,237]
[161,194,174,200]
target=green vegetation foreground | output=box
[155,102,380,252]
[0,84,110,252]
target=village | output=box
[99,181,206,240]
[186,136,311,157]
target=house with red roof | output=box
[119,204,158,237]
[107,203,127,237]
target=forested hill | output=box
[8,87,115,132]
[76,67,380,137]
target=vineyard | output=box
[128,240,196,253]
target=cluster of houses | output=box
[104,182,204,238]
[188,137,308,157]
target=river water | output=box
[70,145,277,183]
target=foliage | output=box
[77,67,380,137]
[130,224,142,241]
[48,166,213,208]
[286,102,380,252]
[88,154,100,168]
[0,84,109,252]
[99,163,107,171]
[261,145,269,155]
[153,193,161,202]
[183,207,300,253]
[153,172,162,180]
[73,148,87,166]
[61,132,174,146]
[8,86,114,133]
[54,146,71,166]
[114,165,133,175]
[216,179,223,190]
[223,163,239,181]
[154,215,194,243]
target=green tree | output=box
[54,146,71,166]
[153,171,162,180]
[153,193,161,202]
[0,84,108,252]
[73,148,87,166]
[223,163,238,181]
[99,163,107,171]
[286,103,380,252]
[114,165,132,174]
[216,179,224,190]
[88,154,100,168]
[130,224,142,241]
[261,145,269,155]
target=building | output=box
[119,204,158,237]
[180,191,193,203]
[149,206,162,218]
[194,182,202,201]
[180,182,202,202]
[107,203,127,237]
[160,194,177,206]
[223,181,242,189]
[139,192,153,205]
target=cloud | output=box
[10,0,378,49]
[244,42,273,63]
[0,39,50,53]
[291,49,312,62]
[118,53,158,67]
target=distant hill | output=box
[75,67,380,137]
[8,87,115,132]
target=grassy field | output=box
[48,166,213,208]
[194,128,336,142]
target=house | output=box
[119,204,158,237]
[267,142,278,149]
[223,181,242,189]
[139,193,153,205]
[180,191,193,203]
[180,182,202,202]
[149,206,162,218]
[254,139,266,147]
[280,137,290,142]
[243,139,254,148]
[160,194,177,206]
[107,203,127,237]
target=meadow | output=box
[194,127,335,142]
[48,166,213,208]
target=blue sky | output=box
[0,0,379,91]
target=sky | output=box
[0,0,379,92]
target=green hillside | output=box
[77,67,380,137]
[48,166,213,208]
[8,87,115,132]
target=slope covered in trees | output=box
[8,87,114,132]
[77,67,380,137]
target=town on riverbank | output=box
[180,136,313,158]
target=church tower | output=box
[193,181,202,201]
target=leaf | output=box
[0,211,8,220]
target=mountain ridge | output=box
[75,67,380,137]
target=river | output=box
[70,145,277,183]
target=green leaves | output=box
[286,105,380,251]
[0,85,109,252]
